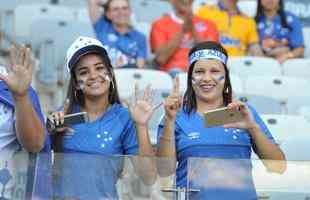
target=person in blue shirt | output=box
[156,41,286,199]
[47,36,157,200]
[88,0,147,68]
[0,46,51,199]
[255,0,305,63]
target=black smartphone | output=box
[63,112,88,126]
[47,112,88,130]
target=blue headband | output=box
[189,49,228,65]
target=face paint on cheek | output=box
[213,75,225,83]
[191,74,203,86]
[98,72,111,82]
[77,79,86,91]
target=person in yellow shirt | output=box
[196,0,264,56]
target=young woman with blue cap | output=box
[47,36,157,200]
[157,41,286,199]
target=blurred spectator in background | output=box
[196,0,264,57]
[150,0,219,78]
[255,0,304,64]
[88,0,147,68]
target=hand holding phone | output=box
[47,112,89,132]
[204,107,243,128]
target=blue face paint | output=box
[77,79,85,91]
[217,75,225,82]
[191,75,203,86]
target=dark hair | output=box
[103,0,130,20]
[255,0,292,31]
[183,41,232,114]
[53,52,120,152]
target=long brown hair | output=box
[53,52,120,152]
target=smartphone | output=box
[63,112,88,126]
[47,112,88,130]
[204,107,243,128]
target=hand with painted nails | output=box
[223,101,258,132]
[0,45,33,98]
[164,76,182,121]
[47,99,74,134]
[125,83,161,126]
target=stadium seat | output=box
[15,4,75,38]
[53,21,96,69]
[0,0,18,11]
[228,57,282,79]
[244,75,310,104]
[237,0,257,17]
[37,39,57,85]
[298,106,310,121]
[260,114,310,160]
[148,89,169,144]
[0,0,18,51]
[75,8,92,24]
[29,18,70,53]
[114,69,173,99]
[177,72,188,94]
[55,0,88,8]
[303,27,310,58]
[230,74,244,94]
[129,0,172,23]
[236,94,283,114]
[282,58,310,79]
[253,159,310,200]
[286,96,310,115]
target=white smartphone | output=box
[204,107,243,128]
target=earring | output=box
[74,90,78,101]
[110,80,115,90]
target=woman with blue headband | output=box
[156,41,286,199]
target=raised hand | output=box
[223,101,258,133]
[164,76,182,121]
[126,83,160,126]
[0,45,33,98]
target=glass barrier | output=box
[187,158,310,200]
[3,152,310,200]
[32,153,176,200]
[0,150,30,200]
